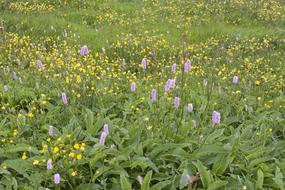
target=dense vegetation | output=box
[0,0,285,189]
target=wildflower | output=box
[54,173,61,184]
[137,175,143,185]
[232,75,238,84]
[74,144,80,149]
[69,152,75,158]
[76,154,82,160]
[174,97,180,109]
[61,93,68,105]
[71,171,77,177]
[27,112,34,118]
[36,82,40,89]
[53,147,59,154]
[151,89,157,101]
[171,63,177,72]
[33,160,39,165]
[99,132,107,145]
[203,79,207,87]
[12,72,18,80]
[37,60,44,70]
[192,120,197,127]
[22,152,28,160]
[47,159,53,170]
[130,82,136,92]
[141,58,147,69]
[63,29,67,37]
[3,85,8,92]
[165,79,175,91]
[103,124,109,134]
[188,103,193,112]
[255,80,260,85]
[212,111,221,125]
[80,45,89,56]
[76,93,81,98]
[48,126,53,137]
[184,59,191,73]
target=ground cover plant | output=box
[0,0,285,189]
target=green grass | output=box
[1,0,285,189]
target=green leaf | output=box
[5,144,38,154]
[120,175,132,190]
[75,184,101,190]
[205,129,224,144]
[273,167,284,189]
[256,169,264,189]
[193,160,213,188]
[179,167,193,189]
[208,180,228,190]
[212,154,234,175]
[142,171,152,190]
[150,180,171,190]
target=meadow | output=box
[0,0,285,189]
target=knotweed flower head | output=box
[61,93,68,105]
[12,72,18,80]
[47,159,53,170]
[80,45,89,56]
[54,173,60,184]
[19,77,22,84]
[122,59,126,67]
[141,58,148,70]
[171,63,177,72]
[165,79,175,91]
[36,82,40,89]
[37,60,44,70]
[184,59,191,73]
[174,97,180,109]
[203,79,207,87]
[48,126,53,137]
[212,111,221,125]
[63,29,67,37]
[3,85,8,92]
[233,75,238,84]
[137,175,143,185]
[99,132,107,145]
[188,103,193,112]
[103,124,109,135]
[151,89,157,101]
[130,82,136,92]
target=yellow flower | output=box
[76,94,81,98]
[53,146,59,154]
[33,160,39,165]
[42,100,47,105]
[22,152,27,160]
[76,154,82,160]
[268,128,273,132]
[73,144,79,149]
[69,152,75,158]
[27,112,34,118]
[255,80,260,85]
[71,171,77,177]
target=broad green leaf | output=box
[150,181,171,190]
[5,144,38,154]
[208,180,228,190]
[256,169,264,189]
[193,160,213,188]
[120,175,132,190]
[142,171,152,190]
[212,154,234,175]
